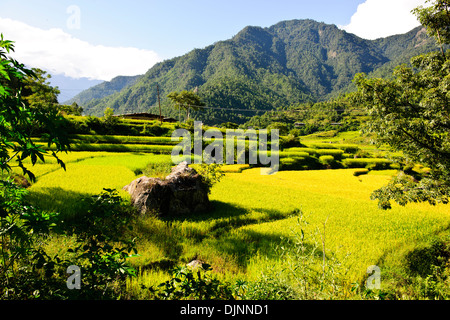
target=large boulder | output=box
[123,161,210,216]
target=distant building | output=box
[294,122,305,127]
[115,112,176,123]
[115,112,160,120]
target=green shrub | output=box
[147,264,239,300]
[284,147,317,154]
[279,134,302,149]
[342,153,352,159]
[69,134,180,145]
[284,147,344,158]
[314,149,345,157]
[242,269,297,300]
[343,158,392,170]
[66,188,138,299]
[195,163,225,194]
[280,156,321,171]
[279,151,310,158]
[353,169,369,176]
[244,213,351,300]
[319,155,335,166]
[141,162,174,178]
[0,179,65,299]
[0,182,139,300]
[385,238,450,300]
[307,143,360,153]
[65,143,175,154]
[267,122,289,135]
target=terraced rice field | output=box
[17,131,449,298]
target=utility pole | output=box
[157,84,162,124]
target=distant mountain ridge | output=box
[64,74,142,106]
[73,19,439,124]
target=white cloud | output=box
[0,17,161,81]
[340,0,428,39]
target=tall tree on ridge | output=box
[354,0,450,209]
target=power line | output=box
[173,103,365,113]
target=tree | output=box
[0,37,137,299]
[412,0,450,57]
[0,35,71,299]
[267,122,289,135]
[353,0,450,209]
[59,102,83,116]
[23,68,60,112]
[0,35,70,182]
[101,107,119,134]
[167,90,204,122]
[103,106,115,122]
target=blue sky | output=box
[1,0,365,58]
[0,0,427,100]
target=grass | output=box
[24,152,173,219]
[123,167,450,297]
[17,131,450,299]
[284,148,345,157]
[27,163,136,219]
[67,134,181,145]
[343,158,393,169]
[207,169,450,282]
[62,143,176,154]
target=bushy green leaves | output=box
[64,188,138,298]
[1,183,139,300]
[0,179,64,299]
[0,35,70,181]
[167,90,205,121]
[354,50,450,209]
[195,163,225,194]
[148,264,238,300]
[413,0,450,52]
[353,1,450,209]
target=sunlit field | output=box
[210,169,449,281]
[23,149,450,298]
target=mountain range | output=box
[67,19,440,125]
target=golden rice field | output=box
[22,150,450,298]
[210,168,449,280]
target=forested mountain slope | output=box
[65,75,142,107]
[75,19,439,125]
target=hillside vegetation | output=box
[72,20,441,125]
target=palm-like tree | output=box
[167,89,205,122]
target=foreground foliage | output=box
[0,180,138,299]
[0,35,70,181]
[354,1,450,209]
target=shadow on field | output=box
[148,200,306,271]
[26,187,91,222]
[159,200,249,223]
[163,200,297,224]
[158,200,299,241]
[371,223,450,288]
[210,228,289,270]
